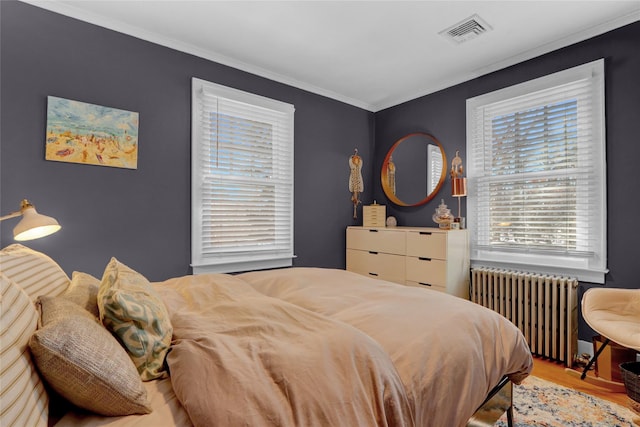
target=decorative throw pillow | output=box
[0,273,49,427]
[29,296,152,416]
[62,271,100,318]
[0,244,70,301]
[98,257,173,381]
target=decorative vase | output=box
[432,199,454,229]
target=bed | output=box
[0,244,532,427]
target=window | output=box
[466,59,606,283]
[191,78,295,274]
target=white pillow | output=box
[0,244,70,301]
[0,273,49,427]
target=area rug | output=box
[495,375,638,426]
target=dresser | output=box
[346,226,470,298]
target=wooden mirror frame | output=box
[381,132,448,207]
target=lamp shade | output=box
[13,205,61,241]
[452,177,467,197]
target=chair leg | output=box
[581,337,610,380]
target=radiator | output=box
[470,267,578,366]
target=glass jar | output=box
[432,199,454,229]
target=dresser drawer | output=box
[406,256,447,287]
[406,280,447,293]
[346,249,405,283]
[346,228,405,255]
[406,231,447,259]
[345,227,469,298]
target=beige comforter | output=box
[55,268,531,427]
[155,273,414,427]
[239,268,533,427]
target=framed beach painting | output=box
[45,96,139,169]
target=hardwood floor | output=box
[532,356,629,407]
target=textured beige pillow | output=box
[62,271,100,318]
[29,296,152,416]
[0,273,49,427]
[0,244,70,301]
[98,258,172,381]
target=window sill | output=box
[470,259,607,284]
[192,256,294,275]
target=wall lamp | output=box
[451,151,467,228]
[0,199,61,241]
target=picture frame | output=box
[45,96,139,169]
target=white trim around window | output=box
[466,59,607,283]
[191,78,295,274]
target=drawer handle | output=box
[418,282,432,287]
[419,257,432,261]
[419,232,432,235]
[369,229,379,233]
[368,272,379,277]
[369,251,378,255]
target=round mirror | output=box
[381,132,447,207]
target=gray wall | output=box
[374,21,640,340]
[0,1,374,281]
[2,1,639,342]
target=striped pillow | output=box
[0,273,49,427]
[0,244,70,301]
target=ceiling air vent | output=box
[439,14,492,44]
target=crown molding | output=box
[374,9,640,112]
[21,0,377,112]
[21,1,640,113]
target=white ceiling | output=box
[25,1,640,112]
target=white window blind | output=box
[466,59,606,283]
[191,78,295,274]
